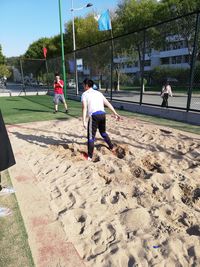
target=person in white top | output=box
[161,81,173,107]
[81,78,120,161]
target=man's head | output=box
[83,78,94,90]
[55,73,60,81]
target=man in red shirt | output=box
[53,73,68,113]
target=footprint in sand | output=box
[53,191,76,216]
[65,191,76,209]
[179,182,194,206]
[186,225,200,236]
[112,145,126,159]
[101,191,127,205]
[178,212,194,228]
[128,162,147,179]
[91,229,103,245]
[110,191,120,204]
[193,188,200,202]
[120,207,151,234]
[141,155,165,173]
[50,186,61,199]
[89,223,116,259]
[62,208,89,236]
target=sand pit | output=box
[8,116,200,267]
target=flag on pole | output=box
[43,47,47,58]
[97,10,112,31]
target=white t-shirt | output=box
[162,85,172,96]
[81,88,105,116]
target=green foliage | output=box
[0,44,11,77]
[2,0,200,91]
[0,64,11,78]
[151,66,190,84]
[21,0,200,61]
[116,73,133,85]
[0,45,5,64]
[115,0,159,35]
[65,14,110,50]
[24,37,51,59]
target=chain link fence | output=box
[4,11,200,112]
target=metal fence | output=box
[5,11,200,112]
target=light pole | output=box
[58,0,67,98]
[71,1,93,95]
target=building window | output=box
[161,57,170,64]
[126,63,133,68]
[144,60,151,66]
[171,56,182,64]
[183,55,189,63]
[164,40,187,51]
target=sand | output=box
[8,115,200,267]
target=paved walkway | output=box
[8,128,85,267]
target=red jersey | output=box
[54,80,64,94]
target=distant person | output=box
[105,80,109,93]
[114,81,117,92]
[53,73,68,114]
[161,81,173,107]
[0,110,16,217]
[81,78,120,161]
[3,76,7,87]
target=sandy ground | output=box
[8,116,200,267]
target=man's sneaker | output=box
[82,152,92,161]
[53,110,58,114]
[0,187,16,196]
[0,207,12,217]
[65,110,68,113]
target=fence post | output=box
[187,12,200,111]
[140,30,146,105]
[58,0,67,99]
[110,35,114,101]
[19,58,26,96]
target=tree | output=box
[0,45,11,78]
[0,45,5,65]
[64,14,113,86]
[113,0,159,89]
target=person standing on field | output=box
[53,73,68,113]
[81,78,120,161]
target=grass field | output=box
[0,171,35,267]
[0,95,81,124]
[0,95,199,135]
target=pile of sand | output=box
[8,116,200,267]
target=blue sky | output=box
[0,0,119,57]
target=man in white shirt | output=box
[81,79,120,161]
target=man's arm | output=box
[103,96,120,120]
[169,86,173,97]
[82,101,87,128]
[58,80,64,88]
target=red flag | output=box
[43,47,47,58]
